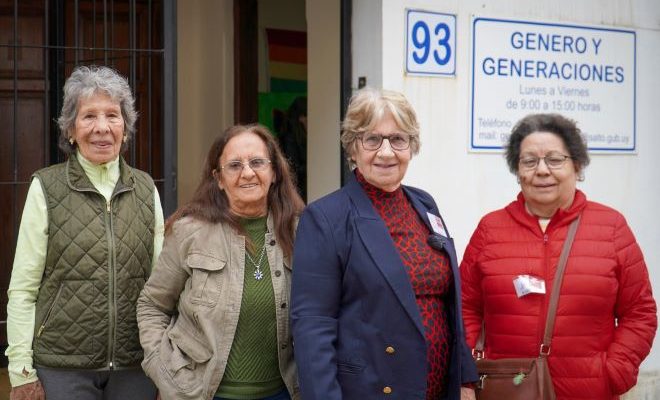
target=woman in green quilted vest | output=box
[137,124,304,400]
[6,65,165,400]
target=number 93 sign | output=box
[405,9,456,76]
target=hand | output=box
[461,386,476,400]
[10,380,45,400]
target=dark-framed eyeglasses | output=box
[220,158,272,175]
[519,154,572,170]
[359,133,411,151]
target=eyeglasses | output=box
[220,158,271,175]
[519,154,572,170]
[359,133,411,151]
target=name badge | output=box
[513,275,546,298]
[427,212,448,237]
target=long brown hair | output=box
[166,124,305,257]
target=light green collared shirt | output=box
[5,152,165,387]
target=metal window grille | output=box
[0,0,176,356]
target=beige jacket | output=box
[137,215,299,400]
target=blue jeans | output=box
[214,388,291,400]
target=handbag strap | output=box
[541,214,581,354]
[474,215,581,357]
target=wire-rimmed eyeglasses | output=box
[219,158,272,175]
[359,133,411,151]
[519,154,572,170]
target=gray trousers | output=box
[37,367,157,400]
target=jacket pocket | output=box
[186,253,226,307]
[159,323,212,393]
[36,283,65,338]
[337,359,366,375]
[34,280,95,356]
[336,358,369,398]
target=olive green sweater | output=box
[215,216,285,399]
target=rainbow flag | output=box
[266,28,307,92]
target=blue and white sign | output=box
[470,17,636,152]
[406,10,456,76]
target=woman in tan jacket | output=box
[137,124,304,400]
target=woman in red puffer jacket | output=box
[461,113,657,400]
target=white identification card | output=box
[427,212,448,237]
[513,275,546,298]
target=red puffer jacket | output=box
[461,190,656,400]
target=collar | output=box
[506,189,587,232]
[344,171,438,234]
[76,151,120,186]
[67,152,134,196]
[355,168,404,202]
[344,171,387,220]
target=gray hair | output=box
[341,87,420,169]
[57,65,138,154]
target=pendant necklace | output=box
[245,244,267,280]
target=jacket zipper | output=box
[67,157,135,370]
[105,200,116,369]
[106,187,132,369]
[37,283,65,338]
[67,184,115,367]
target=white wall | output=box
[353,1,383,89]
[306,0,341,200]
[177,0,234,204]
[353,0,660,370]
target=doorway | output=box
[234,0,308,200]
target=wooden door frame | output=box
[233,0,258,124]
[340,0,352,185]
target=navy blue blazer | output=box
[291,175,478,400]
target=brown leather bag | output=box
[474,216,581,400]
[475,356,554,400]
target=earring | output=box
[123,135,128,143]
[516,176,521,184]
[69,137,74,145]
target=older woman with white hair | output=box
[5,65,164,400]
[291,88,478,400]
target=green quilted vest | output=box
[32,153,155,369]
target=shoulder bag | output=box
[474,215,581,400]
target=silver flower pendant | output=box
[254,268,264,280]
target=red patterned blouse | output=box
[358,170,453,399]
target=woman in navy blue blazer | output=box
[291,88,478,400]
